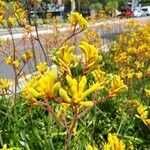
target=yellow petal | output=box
[80,101,94,107]
[51,82,60,97]
[59,88,71,103]
[81,82,100,100]
[78,76,87,95]
[28,88,40,98]
[66,75,73,87]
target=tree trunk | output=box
[71,0,76,13]
[27,3,31,25]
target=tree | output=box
[142,0,150,5]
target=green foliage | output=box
[90,3,103,12]
[1,91,150,149]
[105,0,118,15]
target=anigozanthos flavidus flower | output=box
[103,133,126,150]
[109,75,128,96]
[54,45,78,75]
[145,89,150,97]
[21,50,33,62]
[23,70,60,101]
[79,41,102,74]
[135,102,150,128]
[0,78,11,92]
[36,62,48,74]
[92,69,107,88]
[59,75,100,107]
[68,12,88,29]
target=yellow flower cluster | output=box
[92,69,107,88]
[59,75,100,107]
[0,1,5,8]
[15,8,26,23]
[145,88,150,97]
[125,19,142,29]
[137,106,150,128]
[4,54,20,68]
[12,60,20,68]
[0,79,11,91]
[68,12,88,29]
[112,21,150,80]
[54,41,103,75]
[103,133,126,150]
[0,1,31,31]
[86,133,126,150]
[0,1,27,28]
[23,41,128,106]
[0,1,6,25]
[21,50,33,62]
[36,62,48,74]
[95,10,108,19]
[23,70,101,107]
[4,55,12,65]
[23,70,60,101]
[7,17,16,27]
[54,45,78,75]
[0,144,13,150]
[79,41,102,74]
[11,2,27,27]
[0,78,11,95]
[4,50,33,70]
[132,100,150,128]
[109,75,128,96]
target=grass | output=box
[0,91,150,149]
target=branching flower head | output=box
[13,60,20,68]
[59,75,100,107]
[79,41,102,74]
[23,70,60,101]
[0,78,11,95]
[7,17,16,28]
[103,133,126,150]
[68,12,88,29]
[54,45,78,75]
[36,62,48,74]
[0,1,6,25]
[92,69,107,88]
[0,16,5,25]
[135,102,150,128]
[112,21,150,81]
[21,50,33,62]
[145,89,150,97]
[10,2,27,27]
[0,78,11,91]
[137,105,148,120]
[109,75,128,96]
[0,1,6,14]
[4,55,12,65]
